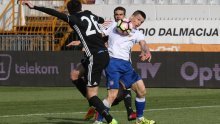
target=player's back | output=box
[69,10,106,57]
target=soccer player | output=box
[95,10,155,124]
[21,0,117,124]
[68,6,136,122]
[96,6,137,122]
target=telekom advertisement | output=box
[0,51,220,88]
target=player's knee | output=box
[138,88,146,98]
[70,70,80,80]
[87,91,98,99]
[109,94,117,102]
[134,80,147,97]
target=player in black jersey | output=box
[22,0,117,123]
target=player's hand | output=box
[139,52,151,62]
[21,0,34,9]
[102,20,113,29]
[66,41,81,47]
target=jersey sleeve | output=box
[89,11,104,24]
[33,6,69,23]
[102,21,116,36]
[97,16,104,24]
[135,31,145,43]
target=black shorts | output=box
[81,51,109,87]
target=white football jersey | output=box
[103,22,145,61]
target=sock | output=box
[112,88,124,106]
[123,89,133,115]
[103,99,111,108]
[96,99,111,121]
[88,96,113,123]
[135,97,146,118]
[72,78,87,98]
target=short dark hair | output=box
[132,10,146,20]
[67,0,82,15]
[114,6,126,15]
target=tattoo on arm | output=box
[140,40,149,54]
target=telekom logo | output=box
[0,54,12,80]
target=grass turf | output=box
[0,87,220,124]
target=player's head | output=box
[114,6,126,22]
[67,0,82,15]
[130,10,146,29]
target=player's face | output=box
[114,10,125,22]
[130,14,145,29]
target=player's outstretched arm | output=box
[66,41,81,47]
[22,0,69,22]
[139,40,152,62]
[21,0,34,8]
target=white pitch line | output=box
[1,105,220,118]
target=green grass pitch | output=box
[0,86,220,124]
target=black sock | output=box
[88,96,113,123]
[123,89,133,115]
[112,87,124,106]
[72,78,87,98]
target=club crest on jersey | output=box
[109,80,114,86]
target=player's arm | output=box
[102,21,116,37]
[139,40,151,62]
[92,13,104,24]
[66,40,81,47]
[22,0,69,22]
[97,16,104,24]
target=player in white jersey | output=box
[95,10,155,124]
[95,7,137,123]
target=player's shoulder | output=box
[80,10,93,16]
[103,21,117,30]
[132,29,144,36]
[109,21,117,27]
[83,10,92,13]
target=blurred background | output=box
[1,0,220,87]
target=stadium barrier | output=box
[1,51,220,88]
[1,3,220,51]
[0,35,54,51]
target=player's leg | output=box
[111,83,136,121]
[122,88,137,121]
[95,81,120,122]
[70,62,96,120]
[97,88,118,122]
[120,61,155,124]
[103,57,121,109]
[96,58,134,123]
[131,80,146,120]
[131,80,155,124]
[95,84,119,123]
[86,52,117,124]
[71,63,87,97]
[111,84,124,106]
